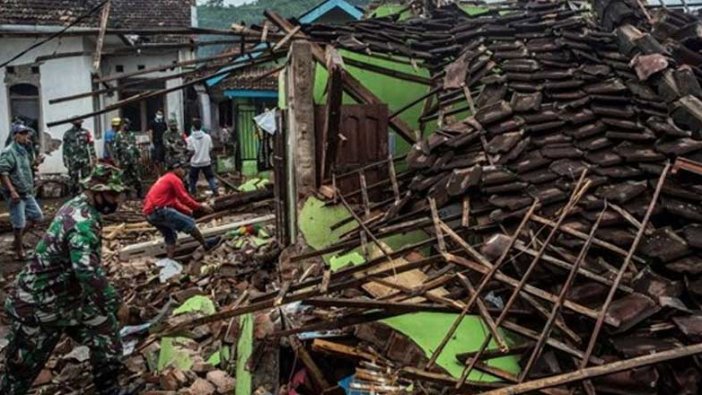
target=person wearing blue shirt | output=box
[103,118,121,160]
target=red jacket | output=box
[143,172,201,216]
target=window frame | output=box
[7,81,42,143]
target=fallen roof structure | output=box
[10,0,702,393]
[268,0,702,393]
[139,0,702,392]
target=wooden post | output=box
[288,41,316,194]
[273,110,290,246]
[265,11,417,145]
[285,40,316,241]
[320,47,344,182]
[93,0,111,72]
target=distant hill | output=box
[198,0,372,29]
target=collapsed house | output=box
[267,0,702,392]
[6,0,702,394]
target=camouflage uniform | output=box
[163,124,188,165]
[63,125,96,195]
[113,131,142,197]
[0,164,126,395]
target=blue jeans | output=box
[188,165,218,195]
[5,194,43,230]
[146,207,197,246]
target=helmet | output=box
[111,117,122,126]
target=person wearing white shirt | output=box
[185,118,219,197]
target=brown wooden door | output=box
[315,103,389,197]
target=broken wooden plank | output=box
[426,201,539,369]
[518,205,606,381]
[118,215,275,260]
[320,46,344,181]
[92,0,111,72]
[479,342,702,395]
[264,10,417,144]
[576,163,672,392]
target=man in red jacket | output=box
[143,161,220,259]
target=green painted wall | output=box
[298,196,429,265]
[313,49,434,157]
[460,4,490,16]
[282,3,486,161]
[298,196,521,381]
[236,313,253,395]
[368,4,414,20]
[310,2,487,158]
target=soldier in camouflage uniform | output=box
[1,163,131,395]
[63,119,97,196]
[163,118,188,164]
[112,120,142,198]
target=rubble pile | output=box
[7,0,702,394]
[110,229,278,395]
[0,189,278,394]
[273,1,702,393]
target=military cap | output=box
[12,123,30,134]
[80,163,127,192]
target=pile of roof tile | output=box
[309,1,702,292]
[291,1,702,393]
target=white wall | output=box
[102,52,180,80]
[97,51,187,157]
[1,34,191,172]
[167,77,185,128]
[0,36,93,174]
[100,52,185,120]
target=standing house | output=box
[203,0,364,175]
[0,0,197,174]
